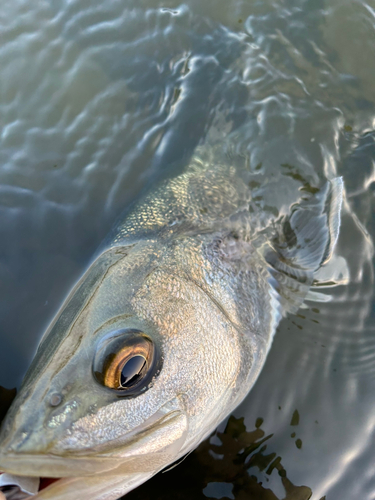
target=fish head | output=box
[0,238,251,498]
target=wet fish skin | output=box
[0,152,341,500]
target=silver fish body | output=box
[0,151,342,499]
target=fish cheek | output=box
[132,274,241,422]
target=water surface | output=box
[1,0,375,499]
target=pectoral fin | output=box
[266,177,343,314]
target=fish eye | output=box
[93,330,160,395]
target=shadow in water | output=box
[126,415,313,500]
[0,387,16,427]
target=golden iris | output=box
[93,330,157,394]
[103,338,153,389]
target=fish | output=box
[0,148,343,500]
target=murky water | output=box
[1,0,375,499]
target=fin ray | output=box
[266,177,343,314]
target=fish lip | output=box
[0,453,129,484]
[0,401,188,478]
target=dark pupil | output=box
[120,356,146,388]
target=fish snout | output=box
[0,397,189,479]
[0,400,79,457]
[0,383,83,459]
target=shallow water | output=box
[1,0,375,499]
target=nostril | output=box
[49,394,62,407]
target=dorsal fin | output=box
[266,177,343,314]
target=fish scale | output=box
[0,151,342,499]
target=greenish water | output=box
[1,0,375,499]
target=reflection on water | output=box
[0,0,375,499]
[126,415,312,500]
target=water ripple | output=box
[0,0,375,499]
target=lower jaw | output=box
[1,468,160,500]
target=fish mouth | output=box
[0,474,59,499]
[0,403,188,479]
[0,472,156,500]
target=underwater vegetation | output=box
[126,414,313,500]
